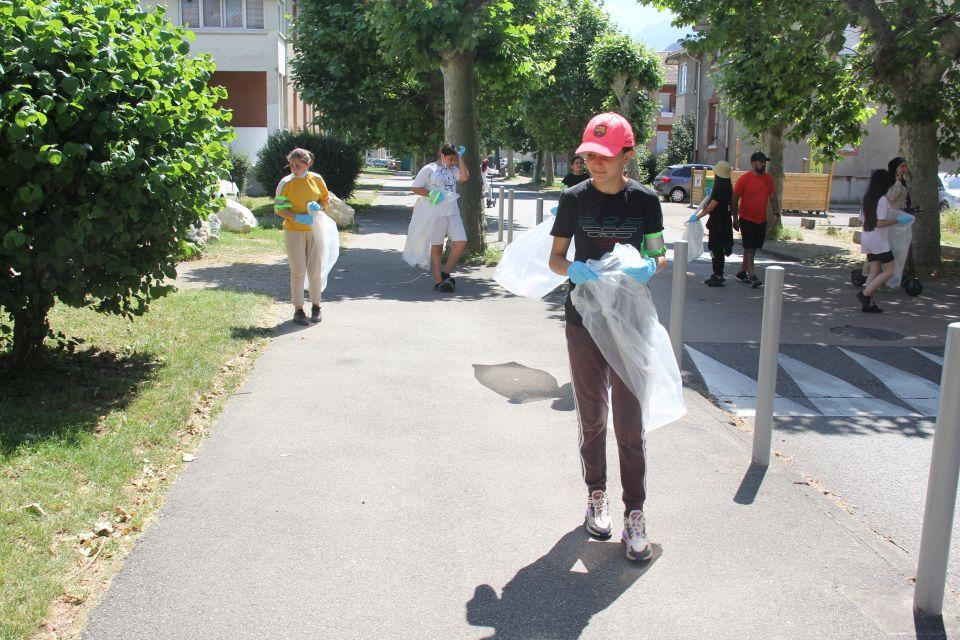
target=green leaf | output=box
[3,230,27,249]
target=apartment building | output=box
[141,0,317,166]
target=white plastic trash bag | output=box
[311,211,339,291]
[886,217,913,288]
[681,218,705,260]
[494,215,576,299]
[571,243,686,432]
[402,193,460,269]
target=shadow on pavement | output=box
[466,527,661,639]
[734,462,768,505]
[472,362,574,411]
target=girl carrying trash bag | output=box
[548,113,668,563]
[274,148,329,325]
[404,144,469,292]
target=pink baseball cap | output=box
[575,112,635,157]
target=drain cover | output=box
[830,325,904,341]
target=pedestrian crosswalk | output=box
[685,344,944,418]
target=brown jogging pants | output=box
[565,322,646,515]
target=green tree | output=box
[367,0,565,254]
[665,115,694,165]
[292,0,443,160]
[652,0,960,268]
[0,0,232,364]
[588,32,664,179]
[523,0,614,173]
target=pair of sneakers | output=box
[434,271,456,293]
[857,290,882,313]
[293,305,321,326]
[585,490,652,562]
[735,271,762,289]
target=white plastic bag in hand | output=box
[681,218,705,261]
[571,243,686,432]
[402,193,460,269]
[311,211,339,291]
[493,215,576,299]
[886,216,913,288]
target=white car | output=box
[938,172,960,212]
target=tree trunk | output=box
[507,149,515,178]
[545,152,556,185]
[763,125,785,239]
[900,120,941,270]
[11,296,53,366]
[440,50,485,255]
[533,150,544,184]
[614,87,640,181]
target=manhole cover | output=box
[830,325,904,341]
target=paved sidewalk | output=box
[84,177,959,639]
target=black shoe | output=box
[705,275,724,287]
[862,303,883,313]
[310,305,321,323]
[749,275,762,289]
[438,277,455,292]
[735,271,749,283]
[856,291,869,307]
[293,308,309,326]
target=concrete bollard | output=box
[752,266,784,466]
[914,322,960,616]
[507,189,515,244]
[498,186,505,242]
[669,240,688,366]
[536,197,544,225]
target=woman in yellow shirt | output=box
[274,148,330,325]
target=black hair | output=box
[439,143,457,157]
[862,169,890,232]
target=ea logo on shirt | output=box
[593,125,607,138]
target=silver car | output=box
[654,163,714,202]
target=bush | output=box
[226,148,251,195]
[0,0,232,363]
[515,160,533,175]
[254,130,363,199]
[636,150,666,184]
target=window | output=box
[677,63,688,95]
[181,0,264,28]
[674,167,692,178]
[707,102,720,147]
[657,93,672,114]
[278,0,287,36]
[656,131,669,153]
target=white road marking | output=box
[839,348,940,417]
[912,348,945,366]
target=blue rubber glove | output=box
[428,189,445,204]
[688,214,699,222]
[897,213,915,225]
[294,213,314,226]
[567,261,599,285]
[622,258,658,284]
[307,201,323,214]
[457,145,466,156]
[550,206,558,215]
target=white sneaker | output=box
[584,490,612,538]
[622,510,652,561]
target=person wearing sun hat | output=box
[690,160,734,286]
[548,112,666,563]
[732,151,779,288]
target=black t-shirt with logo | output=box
[550,178,664,326]
[561,172,591,188]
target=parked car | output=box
[366,158,389,168]
[938,172,960,212]
[654,163,714,203]
[386,158,401,170]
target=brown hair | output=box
[286,148,314,166]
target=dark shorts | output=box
[867,250,895,264]
[740,219,767,249]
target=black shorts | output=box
[740,219,767,249]
[867,250,895,264]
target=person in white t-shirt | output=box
[409,144,470,292]
[857,169,913,313]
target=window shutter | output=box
[180,0,200,26]
[225,0,243,27]
[246,0,264,28]
[202,0,222,27]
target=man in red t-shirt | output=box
[732,151,779,288]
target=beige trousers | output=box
[284,230,322,307]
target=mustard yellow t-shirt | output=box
[274,171,330,231]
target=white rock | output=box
[325,192,355,228]
[217,199,258,233]
[217,179,240,201]
[186,220,211,246]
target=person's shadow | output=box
[466,527,661,639]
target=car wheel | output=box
[670,187,687,203]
